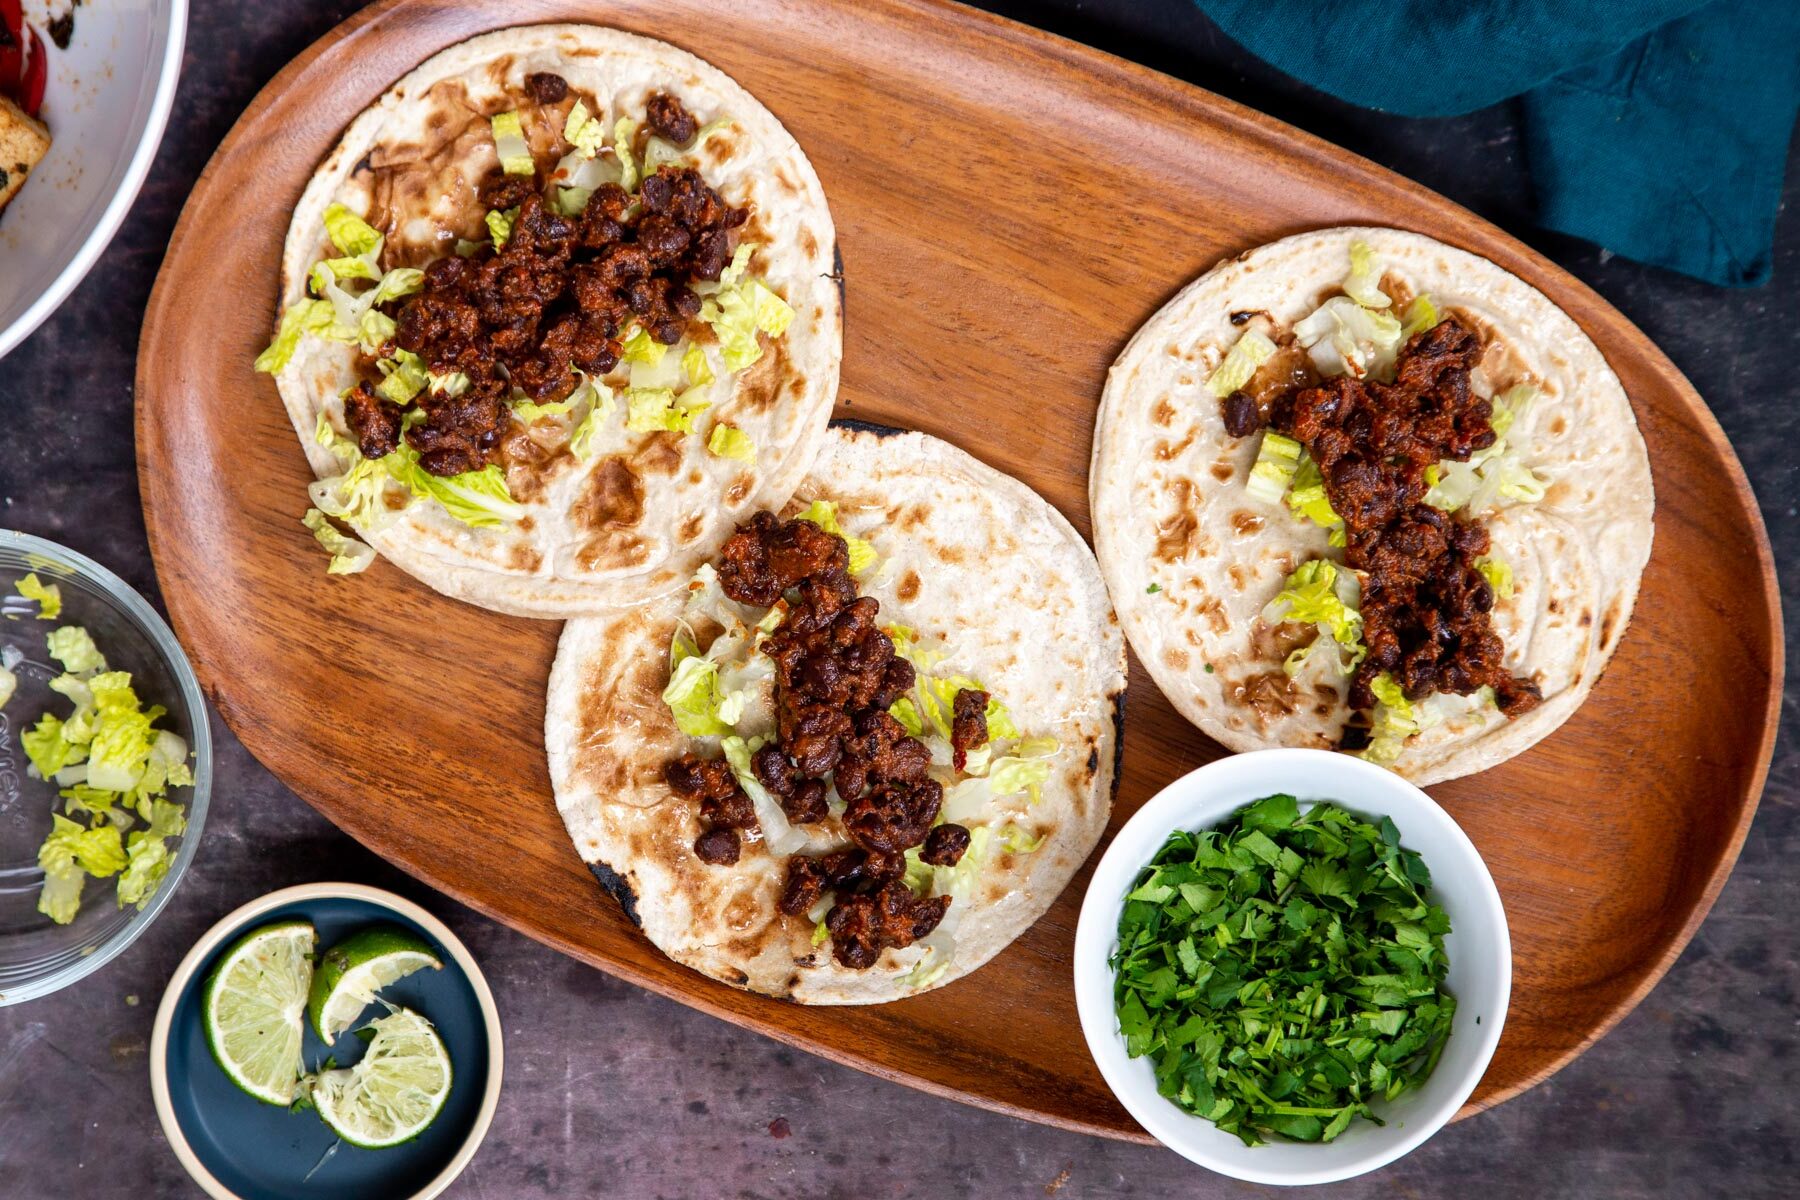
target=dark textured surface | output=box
[0,1,1793,1196]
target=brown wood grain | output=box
[134,0,1783,1141]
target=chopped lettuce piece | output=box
[0,665,14,709]
[997,824,1046,854]
[613,117,640,191]
[1246,431,1303,505]
[625,387,704,434]
[1294,295,1403,379]
[22,713,83,778]
[46,626,105,674]
[1400,293,1439,340]
[1205,329,1276,398]
[36,813,127,924]
[563,100,607,157]
[117,799,187,910]
[323,203,382,258]
[721,735,808,854]
[302,509,376,575]
[682,342,715,387]
[699,276,794,372]
[988,750,1056,805]
[387,447,525,529]
[375,349,429,406]
[661,652,733,737]
[14,571,62,619]
[707,423,757,463]
[621,325,670,366]
[1286,454,1346,546]
[1489,384,1537,438]
[1343,239,1391,308]
[1475,555,1514,600]
[490,111,536,176]
[569,380,618,460]
[486,206,519,250]
[1267,557,1360,672]
[510,397,573,424]
[1361,672,1420,765]
[85,673,157,792]
[255,298,335,373]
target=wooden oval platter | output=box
[135,0,1782,1140]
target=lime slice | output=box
[202,919,317,1106]
[310,1007,454,1148]
[307,924,443,1043]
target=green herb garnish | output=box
[1111,795,1454,1146]
[1145,583,1162,594]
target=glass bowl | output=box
[0,530,211,1005]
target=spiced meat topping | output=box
[340,90,749,478]
[672,510,991,971]
[1229,315,1543,722]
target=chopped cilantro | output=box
[1110,796,1454,1145]
[1203,663,1215,674]
[1146,583,1162,594]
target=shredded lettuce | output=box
[721,734,808,854]
[1294,295,1403,380]
[1401,293,1439,340]
[707,424,757,463]
[613,117,640,191]
[682,342,715,388]
[375,349,429,406]
[699,267,794,372]
[794,500,877,576]
[510,396,573,424]
[1263,559,1366,678]
[387,446,525,529]
[22,713,83,778]
[987,754,1053,804]
[116,799,187,909]
[254,298,335,373]
[621,325,670,366]
[1206,329,1276,398]
[997,824,1046,853]
[46,626,105,674]
[563,100,607,157]
[625,387,705,434]
[1343,239,1390,308]
[1246,431,1303,504]
[38,814,127,923]
[302,509,376,575]
[1489,384,1537,438]
[1476,555,1514,600]
[490,111,535,175]
[661,645,734,738]
[1286,454,1345,546]
[569,379,617,459]
[1361,673,1420,765]
[323,203,382,258]
[486,206,519,250]
[14,572,62,619]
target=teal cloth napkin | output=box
[1195,0,1799,286]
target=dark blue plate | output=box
[157,891,497,1200]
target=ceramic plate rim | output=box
[149,882,505,1200]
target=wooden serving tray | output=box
[136,0,1782,1140]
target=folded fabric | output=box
[1195,0,1799,285]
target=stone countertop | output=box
[0,1,1793,1197]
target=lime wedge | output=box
[310,1007,454,1148]
[307,924,443,1043]
[202,919,317,1106]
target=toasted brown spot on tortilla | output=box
[1196,597,1229,634]
[1600,596,1622,647]
[1155,430,1196,461]
[367,80,490,267]
[1231,511,1265,537]
[1550,415,1568,436]
[1251,619,1316,664]
[688,470,704,485]
[1210,461,1236,482]
[1152,398,1177,428]
[1230,670,1301,720]
[733,337,788,415]
[893,502,932,532]
[634,433,684,477]
[1164,647,1189,671]
[578,457,645,531]
[1228,564,1249,591]
[1548,597,1563,615]
[726,477,752,505]
[679,513,705,544]
[1579,610,1593,627]
[897,570,921,601]
[1153,479,1201,563]
[501,426,572,504]
[509,543,543,572]
[799,228,817,256]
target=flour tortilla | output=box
[270,24,839,617]
[1091,227,1654,784]
[547,426,1127,1003]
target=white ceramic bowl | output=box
[1074,749,1510,1185]
[0,0,187,359]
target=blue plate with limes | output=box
[151,884,503,1200]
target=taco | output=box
[1091,227,1653,784]
[547,426,1126,1003]
[258,24,839,616]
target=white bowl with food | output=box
[1073,749,1510,1185]
[0,0,186,359]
